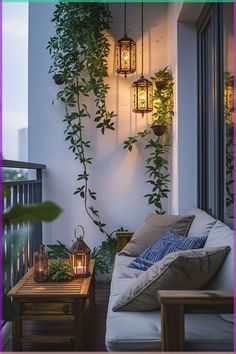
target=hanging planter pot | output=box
[155,80,168,90]
[53,74,64,85]
[151,124,167,136]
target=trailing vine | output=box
[124,67,174,214]
[47,3,117,239]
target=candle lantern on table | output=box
[33,245,49,282]
[69,225,91,278]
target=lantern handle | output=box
[74,224,85,239]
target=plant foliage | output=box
[90,237,117,275]
[48,3,117,239]
[151,66,174,126]
[123,67,174,214]
[4,201,62,226]
[49,260,75,281]
[47,240,70,259]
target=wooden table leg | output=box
[74,299,85,351]
[13,300,22,351]
[161,303,184,351]
[89,272,96,306]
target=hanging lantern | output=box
[132,2,153,116]
[132,76,153,116]
[116,2,136,78]
[69,225,91,278]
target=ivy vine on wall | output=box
[124,67,174,214]
[48,3,117,238]
[47,3,123,274]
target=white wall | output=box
[28,3,169,249]
[168,3,204,214]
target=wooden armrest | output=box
[116,232,134,252]
[158,290,233,307]
[158,290,234,352]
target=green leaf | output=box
[4,201,62,226]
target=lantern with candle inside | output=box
[33,245,49,282]
[69,225,91,278]
[132,76,153,117]
[116,36,136,78]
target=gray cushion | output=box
[205,220,233,290]
[120,214,195,257]
[112,247,230,312]
[187,207,217,236]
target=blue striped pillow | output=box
[129,231,207,271]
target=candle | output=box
[74,262,84,275]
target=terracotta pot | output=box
[151,125,167,136]
[53,74,64,85]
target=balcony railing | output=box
[3,160,46,305]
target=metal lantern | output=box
[69,225,91,278]
[116,2,136,78]
[132,76,153,116]
[132,3,153,116]
[116,36,136,77]
[33,245,48,282]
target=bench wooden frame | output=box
[116,231,134,252]
[158,290,234,351]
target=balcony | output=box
[3,1,234,352]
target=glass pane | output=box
[223,4,234,227]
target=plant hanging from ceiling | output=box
[47,3,116,236]
[47,3,121,273]
[124,66,174,214]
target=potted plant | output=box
[151,66,174,137]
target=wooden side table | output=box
[7,259,95,351]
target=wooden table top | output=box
[7,259,95,298]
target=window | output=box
[197,3,233,227]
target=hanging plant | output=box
[47,3,116,236]
[151,66,174,128]
[47,3,127,274]
[124,67,174,214]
